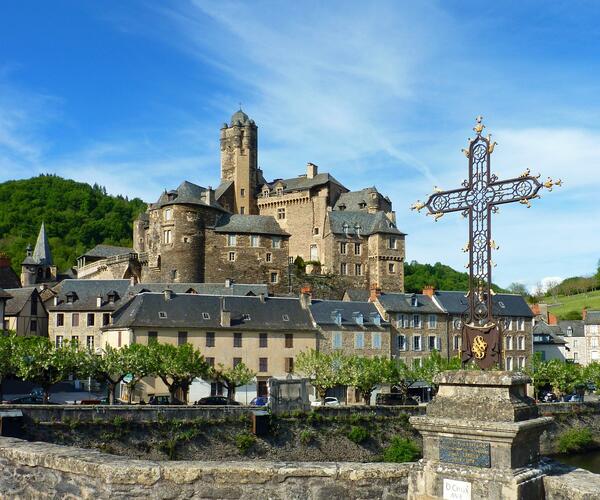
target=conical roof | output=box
[31,222,53,265]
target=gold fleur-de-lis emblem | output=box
[472,335,487,359]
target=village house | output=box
[558,320,586,364]
[3,287,48,337]
[532,322,568,362]
[0,287,11,332]
[583,310,600,364]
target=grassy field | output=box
[545,290,600,319]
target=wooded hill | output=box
[0,175,146,273]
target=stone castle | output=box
[76,109,405,294]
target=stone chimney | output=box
[306,162,318,179]
[206,187,215,205]
[259,292,266,303]
[369,283,381,302]
[163,289,174,301]
[220,297,231,327]
[130,276,136,286]
[423,286,435,297]
[299,285,312,309]
[0,253,10,268]
[225,278,234,288]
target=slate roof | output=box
[377,293,441,314]
[333,187,390,211]
[23,223,53,266]
[110,294,314,331]
[433,291,534,318]
[215,180,233,201]
[79,244,133,259]
[214,214,289,236]
[558,320,585,337]
[49,280,132,311]
[152,181,227,212]
[584,311,600,325]
[344,289,371,302]
[230,109,253,126]
[0,288,12,300]
[262,172,346,195]
[4,288,37,315]
[0,266,21,289]
[533,322,567,345]
[129,283,269,297]
[327,211,404,237]
[309,300,387,328]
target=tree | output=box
[81,346,127,404]
[0,333,17,402]
[523,353,550,400]
[416,351,463,391]
[121,344,154,404]
[382,359,418,402]
[295,350,350,402]
[14,337,83,402]
[211,362,256,402]
[545,359,584,399]
[584,362,600,393]
[507,282,528,297]
[150,343,209,403]
[348,356,388,405]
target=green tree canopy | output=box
[347,356,388,405]
[80,345,128,404]
[295,350,351,402]
[211,362,256,401]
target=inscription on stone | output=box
[443,479,472,500]
[439,438,491,468]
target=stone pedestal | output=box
[408,371,552,500]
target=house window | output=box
[332,332,343,349]
[30,319,37,333]
[340,242,347,254]
[211,381,224,396]
[206,332,215,347]
[57,313,64,327]
[573,352,579,361]
[56,335,63,348]
[412,314,422,329]
[398,335,407,351]
[103,313,110,326]
[242,313,251,321]
[372,332,382,349]
[282,314,289,322]
[270,272,279,284]
[453,335,461,350]
[285,333,294,348]
[517,318,525,331]
[354,243,361,255]
[506,357,513,371]
[310,244,318,260]
[228,251,236,262]
[259,333,268,348]
[202,312,210,320]
[163,230,172,244]
[388,262,395,274]
[240,188,245,197]
[272,237,282,249]
[164,208,172,221]
[266,253,272,262]
[504,318,513,331]
[117,331,122,348]
[86,336,94,350]
[251,235,260,247]
[428,335,437,351]
[388,237,397,249]
[148,331,158,343]
[505,336,513,350]
[428,314,437,329]
[413,335,422,351]
[340,263,348,275]
[87,314,95,326]
[517,336,525,350]
[234,332,242,348]
[206,357,215,368]
[178,331,188,345]
[277,208,286,220]
[518,356,526,369]
[401,314,410,329]
[259,357,268,372]
[72,313,79,327]
[71,336,79,346]
[276,187,283,196]
[355,264,362,276]
[227,234,237,247]
[285,357,294,373]
[233,357,242,368]
[158,311,167,319]
[355,332,365,349]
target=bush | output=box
[558,427,594,453]
[235,432,256,454]
[382,437,421,463]
[299,429,315,445]
[347,425,370,444]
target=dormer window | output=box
[342,222,349,236]
[276,187,283,196]
[411,295,418,307]
[353,312,364,326]
[164,208,173,221]
[354,224,362,237]
[498,301,506,309]
[158,311,167,319]
[202,312,210,319]
[66,292,77,304]
[358,202,366,209]
[370,312,381,326]
[262,189,270,197]
[107,291,119,304]
[339,204,346,211]
[567,326,573,336]
[243,314,251,321]
[282,314,289,322]
[331,310,342,326]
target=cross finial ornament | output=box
[412,116,561,368]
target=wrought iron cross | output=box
[412,117,560,344]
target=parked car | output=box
[565,394,584,403]
[376,393,419,406]
[148,395,178,405]
[7,396,57,405]
[195,396,241,406]
[250,396,269,406]
[311,396,340,407]
[541,392,558,403]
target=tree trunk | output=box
[0,377,3,403]
[43,384,51,404]
[317,387,327,403]
[227,384,236,402]
[168,384,178,404]
[363,390,372,406]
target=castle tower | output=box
[220,109,258,215]
[21,222,57,286]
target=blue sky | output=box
[1,1,599,290]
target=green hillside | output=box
[0,175,146,273]
[546,290,600,319]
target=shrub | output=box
[557,427,594,453]
[236,432,256,454]
[347,425,370,444]
[299,429,316,445]
[382,437,421,463]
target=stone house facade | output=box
[583,310,600,364]
[3,287,48,337]
[558,320,586,364]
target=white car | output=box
[311,396,340,407]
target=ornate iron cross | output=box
[412,117,560,366]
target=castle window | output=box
[517,317,525,331]
[266,253,272,262]
[388,262,396,274]
[277,207,286,220]
[355,263,362,276]
[171,269,178,280]
[506,357,513,370]
[372,332,382,349]
[517,336,525,350]
[340,263,348,275]
[339,204,346,211]
[413,335,422,351]
[359,202,367,209]
[227,234,237,246]
[163,230,172,244]
[240,188,245,197]
[276,187,283,196]
[285,334,294,348]
[313,227,319,235]
[262,189,270,197]
[240,207,245,214]
[354,332,364,349]
[354,243,361,255]
[332,332,343,349]
[412,314,421,328]
[388,236,397,249]
[428,315,437,329]
[505,336,513,350]
[270,272,279,284]
[340,242,347,254]
[164,208,173,221]
[228,251,236,262]
[183,237,189,243]
[285,357,294,373]
[272,236,282,248]
[251,235,260,247]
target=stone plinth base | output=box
[408,371,552,500]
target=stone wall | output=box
[0,436,412,499]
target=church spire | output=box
[32,222,53,266]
